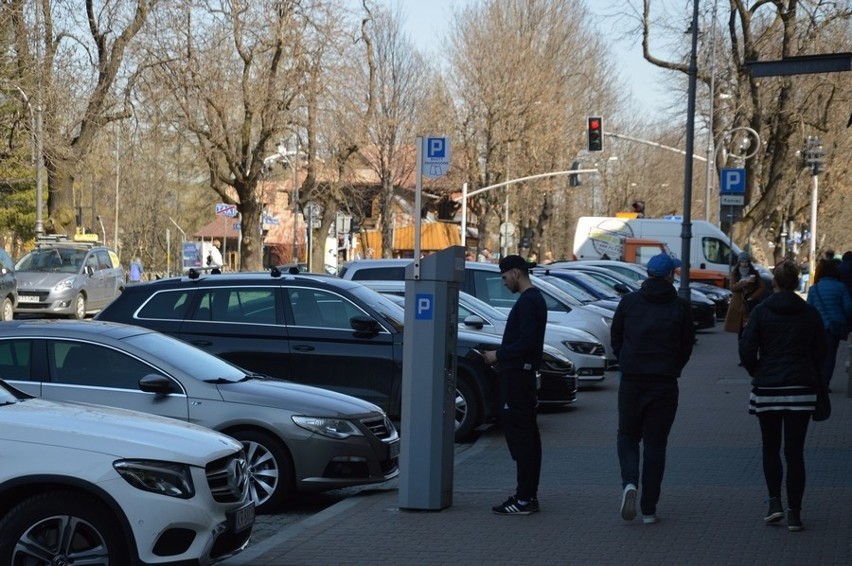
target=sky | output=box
[393,0,680,121]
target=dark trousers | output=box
[822,333,841,386]
[501,368,541,501]
[617,378,679,516]
[758,411,810,511]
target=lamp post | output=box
[803,136,825,291]
[703,0,719,223]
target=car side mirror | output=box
[350,315,381,336]
[463,314,485,330]
[138,374,175,395]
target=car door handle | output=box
[293,345,314,352]
[190,340,212,347]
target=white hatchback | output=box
[0,380,254,565]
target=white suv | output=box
[0,380,254,565]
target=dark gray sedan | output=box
[0,319,399,514]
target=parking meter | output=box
[398,246,465,510]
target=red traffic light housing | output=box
[587,116,603,152]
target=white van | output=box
[573,216,742,273]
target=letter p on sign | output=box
[415,293,434,320]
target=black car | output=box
[96,269,575,440]
[0,248,16,321]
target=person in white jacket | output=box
[207,239,223,273]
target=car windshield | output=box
[348,285,404,332]
[122,331,248,383]
[529,275,582,307]
[568,271,622,299]
[536,275,598,303]
[16,248,85,273]
[460,292,507,321]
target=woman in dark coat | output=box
[739,260,826,532]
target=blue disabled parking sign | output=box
[421,137,450,179]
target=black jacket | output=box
[610,276,694,379]
[497,287,547,372]
[739,290,826,387]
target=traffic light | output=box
[587,116,604,152]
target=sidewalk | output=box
[224,329,852,565]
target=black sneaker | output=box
[764,497,784,523]
[528,497,540,513]
[787,510,804,532]
[492,496,533,515]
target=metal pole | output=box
[678,0,700,301]
[114,126,120,252]
[34,0,45,238]
[414,137,423,279]
[291,137,299,263]
[807,172,818,291]
[704,0,718,223]
[460,182,468,248]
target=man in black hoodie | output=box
[611,253,694,525]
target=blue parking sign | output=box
[414,293,434,320]
[720,168,746,194]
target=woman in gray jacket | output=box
[739,260,826,532]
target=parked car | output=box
[0,248,17,320]
[0,378,253,565]
[360,280,606,383]
[552,260,718,329]
[0,318,399,513]
[14,236,125,318]
[95,269,520,440]
[340,259,618,368]
[373,287,579,405]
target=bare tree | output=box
[8,0,159,238]
[364,3,422,259]
[448,0,620,258]
[143,0,313,270]
[640,0,852,261]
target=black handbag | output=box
[813,380,831,421]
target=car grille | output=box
[205,451,250,503]
[361,415,394,440]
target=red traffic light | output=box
[587,116,603,152]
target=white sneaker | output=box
[642,514,659,524]
[620,484,637,521]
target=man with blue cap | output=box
[611,253,694,525]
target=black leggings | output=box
[758,411,810,511]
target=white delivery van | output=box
[573,216,742,273]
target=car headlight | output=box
[52,277,75,291]
[601,316,613,327]
[562,340,600,354]
[292,416,364,439]
[114,460,195,499]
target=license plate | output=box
[387,439,400,459]
[228,501,255,533]
[17,295,40,303]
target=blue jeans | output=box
[617,378,679,516]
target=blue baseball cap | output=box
[646,253,682,277]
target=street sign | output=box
[262,213,280,226]
[720,194,745,206]
[663,215,684,221]
[232,222,241,231]
[421,137,450,179]
[720,168,746,194]
[216,203,238,217]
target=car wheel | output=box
[454,377,482,442]
[71,293,86,319]
[0,491,128,565]
[0,297,12,321]
[232,430,295,514]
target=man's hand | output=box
[483,350,497,365]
